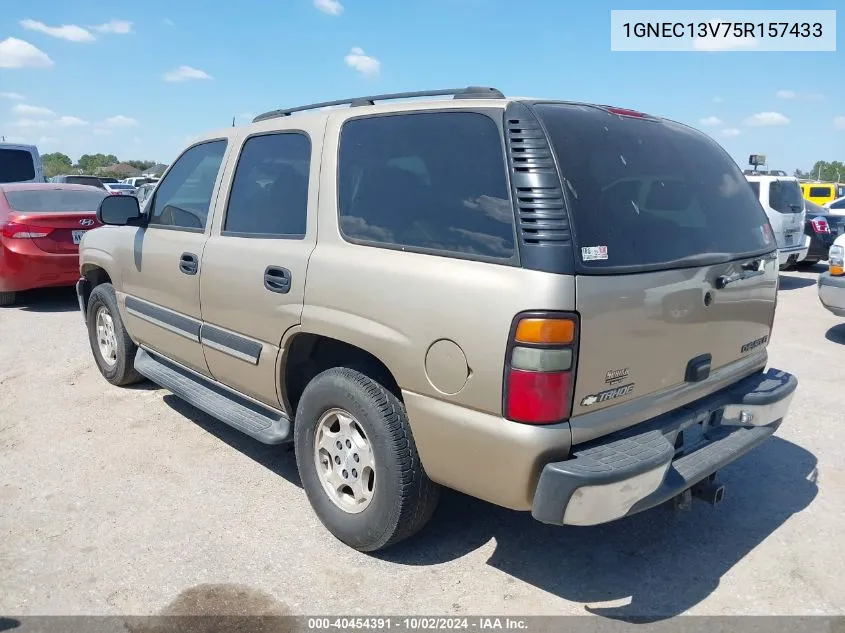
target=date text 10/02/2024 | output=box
[307,617,529,631]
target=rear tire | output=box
[294,367,439,552]
[86,283,143,386]
[0,291,15,306]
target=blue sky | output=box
[0,0,842,172]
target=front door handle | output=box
[264,266,292,294]
[179,252,199,275]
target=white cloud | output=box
[693,21,756,51]
[104,115,138,127]
[163,18,175,26]
[12,103,55,117]
[834,117,845,131]
[162,65,212,82]
[314,0,344,15]
[90,20,133,35]
[744,111,790,127]
[1,92,25,100]
[720,128,741,138]
[344,47,380,76]
[775,89,823,101]
[0,38,53,68]
[93,128,111,136]
[13,119,51,129]
[56,116,88,127]
[20,19,95,43]
[37,136,58,146]
[699,116,722,127]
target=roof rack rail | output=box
[252,86,505,123]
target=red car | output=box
[0,183,106,305]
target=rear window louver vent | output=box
[504,104,571,248]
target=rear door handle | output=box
[179,252,199,275]
[264,266,292,294]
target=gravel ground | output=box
[1,265,843,620]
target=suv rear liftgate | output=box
[503,101,797,525]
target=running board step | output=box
[134,348,291,444]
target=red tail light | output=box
[503,313,578,425]
[1,221,53,239]
[811,217,830,234]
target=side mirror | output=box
[97,195,143,226]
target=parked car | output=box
[102,182,137,196]
[0,183,106,305]
[745,174,807,269]
[818,233,845,316]
[77,87,797,552]
[801,181,845,206]
[799,200,845,266]
[0,143,45,184]
[122,177,157,188]
[51,175,109,190]
[824,196,845,217]
[135,182,156,208]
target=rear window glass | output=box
[108,183,134,189]
[809,186,832,197]
[534,104,774,270]
[64,176,105,189]
[768,180,804,213]
[4,188,107,212]
[0,149,36,183]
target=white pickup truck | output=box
[818,233,845,317]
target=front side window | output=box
[338,111,515,260]
[148,140,227,230]
[224,133,310,237]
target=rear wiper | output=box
[714,260,765,289]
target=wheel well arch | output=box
[79,265,113,313]
[282,333,401,416]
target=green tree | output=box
[794,169,810,179]
[75,153,119,174]
[41,152,73,178]
[807,160,845,182]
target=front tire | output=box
[86,283,143,386]
[294,367,439,552]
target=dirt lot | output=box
[1,265,843,619]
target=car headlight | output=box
[830,245,844,276]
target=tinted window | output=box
[4,188,107,212]
[0,149,36,183]
[748,181,760,198]
[338,112,514,260]
[769,180,804,213]
[149,140,227,230]
[224,133,310,236]
[535,104,773,270]
[64,176,106,189]
[809,186,832,198]
[830,198,845,210]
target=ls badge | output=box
[581,383,635,407]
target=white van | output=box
[745,174,807,269]
[0,143,45,184]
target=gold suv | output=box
[76,87,798,551]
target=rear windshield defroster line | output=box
[533,103,776,274]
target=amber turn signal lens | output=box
[515,318,575,345]
[831,265,844,276]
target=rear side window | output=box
[224,133,310,237]
[0,149,36,183]
[809,186,832,198]
[338,111,515,260]
[4,188,107,212]
[148,140,227,231]
[535,104,774,271]
[769,180,804,213]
